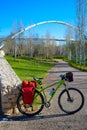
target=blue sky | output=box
[0,0,77,38]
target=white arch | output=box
[25,20,78,31]
[11,20,78,39]
[0,20,78,49]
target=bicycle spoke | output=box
[58,88,84,114]
[17,90,44,116]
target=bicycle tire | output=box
[17,89,44,116]
[58,87,84,114]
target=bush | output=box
[69,61,87,72]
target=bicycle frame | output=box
[36,79,66,103]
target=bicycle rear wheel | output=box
[58,87,84,114]
[17,90,44,116]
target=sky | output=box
[0,0,77,39]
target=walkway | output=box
[0,60,87,130]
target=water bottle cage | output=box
[50,88,55,96]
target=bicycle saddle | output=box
[33,77,43,81]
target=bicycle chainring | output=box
[45,102,51,108]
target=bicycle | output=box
[17,72,84,116]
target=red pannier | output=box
[22,80,37,104]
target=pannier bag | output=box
[22,80,37,104]
[66,72,73,82]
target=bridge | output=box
[0,20,78,49]
[29,37,76,42]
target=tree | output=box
[44,31,57,58]
[8,21,19,58]
[15,20,24,57]
[65,27,76,61]
[76,0,87,65]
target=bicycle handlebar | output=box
[33,71,73,84]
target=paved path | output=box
[0,60,87,130]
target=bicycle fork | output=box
[64,82,73,102]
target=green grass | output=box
[5,56,54,81]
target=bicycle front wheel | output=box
[17,90,44,116]
[58,87,84,114]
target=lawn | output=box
[5,56,54,81]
